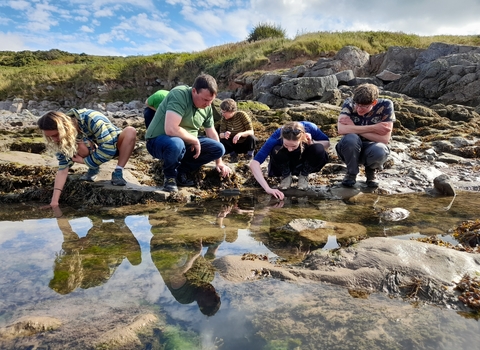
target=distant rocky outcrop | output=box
[232,42,480,111]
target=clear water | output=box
[1,190,479,349]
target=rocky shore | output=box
[1,42,480,348]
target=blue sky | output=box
[1,0,479,56]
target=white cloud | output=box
[94,8,115,17]
[75,16,89,22]
[73,8,90,17]
[98,32,114,44]
[0,32,26,51]
[80,25,94,33]
[70,0,155,11]
[8,0,29,11]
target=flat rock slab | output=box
[281,218,367,242]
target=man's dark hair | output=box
[353,83,379,105]
[192,74,218,95]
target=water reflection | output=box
[150,238,221,316]
[1,191,480,349]
[49,216,141,294]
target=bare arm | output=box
[165,110,201,158]
[50,167,69,207]
[169,242,203,289]
[232,129,254,144]
[205,126,231,177]
[249,160,285,200]
[305,133,330,150]
[205,126,220,142]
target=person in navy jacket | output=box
[249,121,330,200]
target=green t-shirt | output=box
[147,89,169,109]
[145,85,214,139]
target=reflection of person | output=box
[216,200,254,229]
[144,89,169,128]
[249,121,330,200]
[146,74,231,193]
[150,239,221,316]
[49,217,141,294]
[38,109,137,207]
[336,83,395,188]
[218,98,257,163]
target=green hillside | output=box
[1,31,479,103]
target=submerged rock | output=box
[0,316,61,339]
[280,218,367,243]
[377,207,410,221]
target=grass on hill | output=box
[0,31,479,104]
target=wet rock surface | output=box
[213,237,480,311]
[0,91,479,207]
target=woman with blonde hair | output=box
[38,108,136,208]
[249,121,330,200]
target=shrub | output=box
[247,22,286,42]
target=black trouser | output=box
[220,135,257,154]
[143,107,156,129]
[268,143,328,177]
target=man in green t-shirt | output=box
[146,74,231,192]
[143,89,169,128]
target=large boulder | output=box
[271,75,338,101]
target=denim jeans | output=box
[335,133,389,175]
[147,135,225,178]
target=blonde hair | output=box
[38,111,78,158]
[279,121,308,153]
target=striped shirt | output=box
[219,111,253,144]
[57,109,121,170]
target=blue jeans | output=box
[147,135,225,178]
[335,133,389,175]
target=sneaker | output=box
[229,152,238,163]
[342,173,357,187]
[177,173,195,187]
[297,174,309,190]
[111,169,127,186]
[245,151,254,160]
[163,177,178,192]
[279,174,292,190]
[365,168,379,188]
[80,167,100,182]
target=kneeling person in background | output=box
[218,98,257,163]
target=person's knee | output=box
[167,138,185,156]
[214,142,225,157]
[339,133,361,146]
[365,145,389,168]
[337,134,361,155]
[147,136,184,160]
[126,126,137,138]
